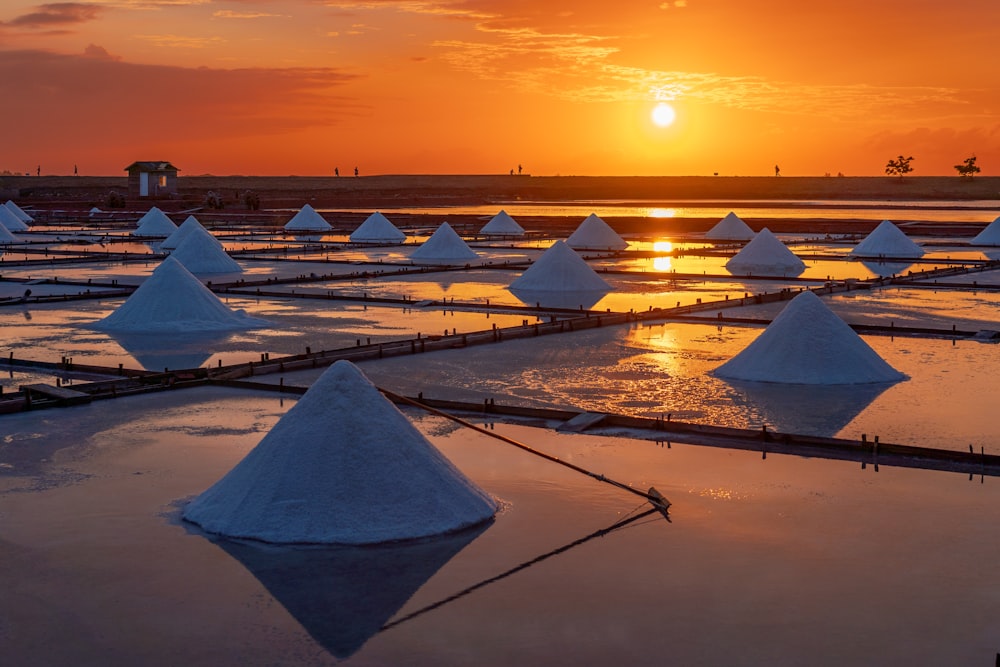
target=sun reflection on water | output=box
[652,240,673,272]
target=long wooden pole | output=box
[379,388,671,513]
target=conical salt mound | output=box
[4,200,33,224]
[566,213,627,250]
[726,227,806,276]
[850,220,924,258]
[411,222,479,263]
[284,203,333,232]
[182,360,497,544]
[91,257,261,332]
[170,224,242,274]
[0,219,18,242]
[350,211,406,243]
[706,212,755,241]
[714,290,905,385]
[0,206,28,233]
[480,209,525,236]
[509,240,611,292]
[0,205,29,231]
[133,206,178,237]
[971,216,1000,246]
[161,215,206,250]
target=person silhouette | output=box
[334,167,339,177]
[354,166,359,177]
[775,164,781,176]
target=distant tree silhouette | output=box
[954,156,981,180]
[885,155,914,179]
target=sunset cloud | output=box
[2,3,104,28]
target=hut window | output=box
[158,175,167,187]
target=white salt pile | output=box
[850,220,924,258]
[133,206,178,238]
[161,215,205,250]
[350,211,406,243]
[182,359,497,544]
[706,211,755,241]
[714,290,905,384]
[725,227,806,276]
[0,218,17,242]
[411,222,479,263]
[284,203,333,232]
[566,213,628,250]
[91,256,262,332]
[0,204,29,232]
[509,240,611,292]
[4,200,33,224]
[480,209,525,236]
[169,224,243,274]
[971,216,1000,246]
[89,207,102,216]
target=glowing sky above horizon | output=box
[2,0,999,177]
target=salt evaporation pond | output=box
[1,205,998,665]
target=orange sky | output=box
[2,0,999,177]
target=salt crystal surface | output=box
[161,215,207,250]
[0,205,29,232]
[566,213,627,250]
[705,211,755,240]
[725,227,806,276]
[284,204,333,232]
[850,220,925,258]
[90,256,262,332]
[411,222,479,263]
[133,207,178,238]
[182,360,497,544]
[480,209,525,236]
[170,224,243,274]
[971,216,1000,246]
[509,240,612,292]
[350,211,406,242]
[714,290,905,384]
[0,215,20,241]
[4,200,33,223]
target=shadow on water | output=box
[722,379,894,437]
[205,521,492,660]
[106,331,231,371]
[509,287,609,311]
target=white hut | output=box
[183,360,497,544]
[350,211,406,243]
[480,210,525,237]
[714,290,905,385]
[411,222,479,264]
[566,213,627,251]
[725,228,806,276]
[849,220,924,258]
[284,204,333,233]
[706,212,755,241]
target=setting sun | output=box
[651,102,676,128]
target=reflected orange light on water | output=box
[648,208,677,219]
[652,240,673,271]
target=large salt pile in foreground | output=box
[411,222,479,263]
[161,215,205,250]
[706,211,755,241]
[714,290,905,384]
[284,204,333,233]
[850,220,924,258]
[350,211,406,243]
[91,256,261,332]
[170,224,243,274]
[183,360,497,544]
[509,240,611,292]
[725,227,806,276]
[0,204,29,232]
[480,209,525,236]
[133,206,178,238]
[971,216,1000,246]
[566,213,627,250]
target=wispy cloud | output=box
[212,9,286,20]
[2,3,104,28]
[133,33,227,49]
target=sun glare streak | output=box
[649,210,676,219]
